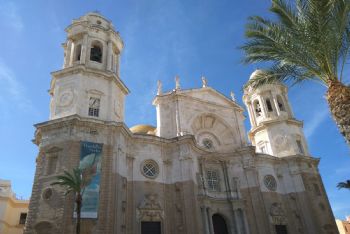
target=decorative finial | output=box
[157,80,162,95]
[175,75,180,90]
[201,76,208,88]
[230,91,236,101]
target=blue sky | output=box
[0,0,349,219]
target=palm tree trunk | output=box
[326,79,350,144]
[76,194,82,234]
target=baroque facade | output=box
[24,13,338,234]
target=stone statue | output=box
[270,203,284,216]
[157,80,162,95]
[201,76,207,88]
[230,91,236,101]
[175,75,180,90]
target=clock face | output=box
[274,135,286,146]
[58,91,74,107]
[274,134,290,152]
[264,175,277,191]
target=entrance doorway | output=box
[212,214,229,234]
[275,225,288,234]
[141,221,161,234]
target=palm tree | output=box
[51,168,85,234]
[337,180,350,190]
[241,0,350,144]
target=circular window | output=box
[141,160,159,179]
[264,175,277,191]
[202,138,213,150]
[42,187,53,200]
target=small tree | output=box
[337,180,350,190]
[51,168,85,234]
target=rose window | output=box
[141,160,159,179]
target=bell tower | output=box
[243,70,309,157]
[49,12,129,121]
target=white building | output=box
[24,12,337,234]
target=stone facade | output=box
[24,13,338,234]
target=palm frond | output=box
[51,168,83,195]
[245,63,318,88]
[337,180,350,189]
[271,0,299,28]
[241,0,350,86]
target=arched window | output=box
[253,100,262,117]
[276,95,285,111]
[212,214,228,234]
[90,41,103,63]
[266,98,273,112]
[74,44,82,62]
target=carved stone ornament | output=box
[270,202,287,225]
[137,194,164,221]
[175,75,180,90]
[243,158,255,169]
[57,90,74,107]
[42,187,53,201]
[201,76,208,88]
[274,134,290,152]
[157,80,162,95]
[114,99,119,116]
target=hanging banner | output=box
[79,141,103,218]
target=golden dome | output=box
[130,124,156,135]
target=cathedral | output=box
[24,12,338,234]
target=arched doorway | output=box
[212,214,229,234]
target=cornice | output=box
[248,118,303,137]
[153,87,244,112]
[33,115,254,158]
[50,65,129,95]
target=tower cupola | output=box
[243,70,309,157]
[49,13,129,122]
[62,12,123,76]
[243,70,293,128]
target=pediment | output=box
[87,89,105,96]
[180,88,243,110]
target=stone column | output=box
[282,93,294,118]
[272,94,281,116]
[258,96,268,118]
[80,34,88,64]
[68,41,75,67]
[201,206,210,234]
[233,209,242,234]
[242,209,250,234]
[117,54,121,76]
[64,39,73,68]
[206,208,214,234]
[107,40,112,71]
[247,102,257,128]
